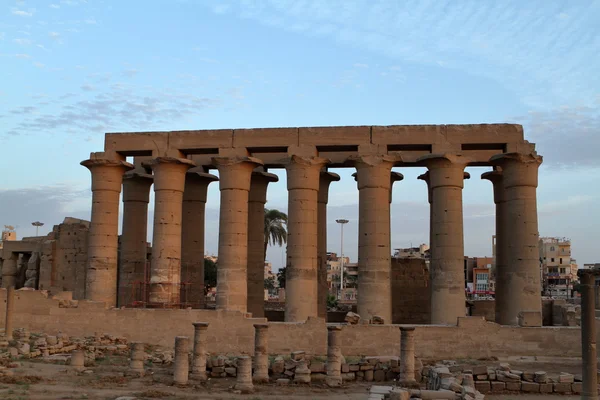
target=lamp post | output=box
[336,219,349,300]
[32,221,44,236]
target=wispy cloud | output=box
[14,53,31,59]
[511,103,600,167]
[202,0,600,109]
[4,84,222,137]
[11,8,35,17]
[122,69,139,78]
[13,38,32,45]
[50,4,60,9]
[49,31,61,41]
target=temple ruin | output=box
[64,123,542,325]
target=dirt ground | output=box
[0,355,586,400]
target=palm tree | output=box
[264,208,288,260]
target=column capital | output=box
[192,322,209,329]
[391,171,404,184]
[249,170,278,204]
[142,156,196,169]
[213,156,263,191]
[418,153,470,189]
[143,157,196,192]
[350,154,398,168]
[318,171,340,204]
[417,153,471,168]
[285,155,330,191]
[481,170,505,204]
[253,323,269,330]
[81,158,134,192]
[184,171,218,202]
[352,156,396,190]
[327,325,343,331]
[489,152,543,166]
[489,152,542,188]
[123,170,153,181]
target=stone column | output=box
[417,172,433,256]
[235,355,254,393]
[4,286,14,340]
[119,171,153,307]
[1,253,18,289]
[173,336,190,385]
[326,325,343,387]
[190,322,209,381]
[181,171,218,308]
[318,171,340,319]
[481,170,509,324]
[213,156,263,312]
[81,157,134,306]
[399,327,416,386]
[418,154,469,325]
[70,349,85,372]
[579,271,599,400]
[595,285,600,310]
[247,170,278,318]
[285,155,329,322]
[144,157,196,306]
[354,155,395,323]
[128,342,145,377]
[490,153,543,323]
[253,323,269,383]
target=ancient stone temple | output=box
[79,124,542,325]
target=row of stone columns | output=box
[82,151,542,325]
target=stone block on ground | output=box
[491,381,505,392]
[553,382,572,393]
[521,381,540,392]
[571,382,582,394]
[345,312,360,324]
[474,381,490,393]
[506,382,521,391]
[559,372,574,383]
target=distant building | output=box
[393,244,430,259]
[464,256,494,298]
[539,237,573,297]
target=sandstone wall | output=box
[470,300,495,321]
[38,219,89,299]
[0,289,585,359]
[391,258,430,324]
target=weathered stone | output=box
[371,315,384,324]
[491,381,505,392]
[540,383,553,393]
[474,381,490,393]
[521,381,539,392]
[534,371,547,383]
[505,382,521,391]
[374,369,385,382]
[291,351,305,361]
[342,372,356,381]
[225,367,236,376]
[553,382,572,393]
[311,361,325,373]
[558,372,574,383]
[276,378,289,385]
[365,369,374,382]
[472,365,487,375]
[345,312,360,324]
[571,382,582,394]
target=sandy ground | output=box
[0,355,586,400]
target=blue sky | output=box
[1,0,599,269]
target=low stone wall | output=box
[0,289,586,359]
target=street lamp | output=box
[31,221,44,236]
[336,219,349,299]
